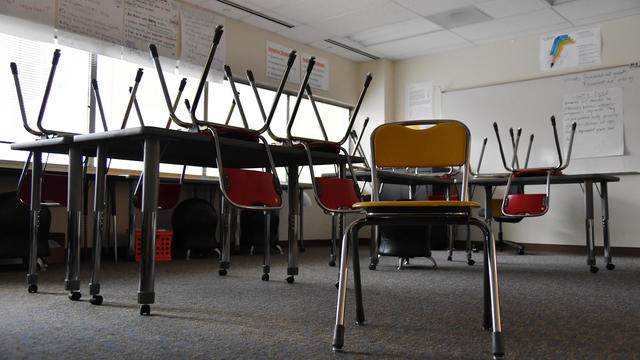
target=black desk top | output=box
[11,127,360,169]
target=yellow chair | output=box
[332,120,504,360]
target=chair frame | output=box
[332,120,504,360]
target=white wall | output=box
[388,14,640,248]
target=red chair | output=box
[150,24,289,281]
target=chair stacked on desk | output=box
[9,49,90,300]
[331,120,505,360]
[150,24,292,284]
[279,55,372,268]
[491,116,577,261]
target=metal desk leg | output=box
[286,164,299,284]
[26,151,42,294]
[65,148,83,301]
[298,187,305,252]
[219,198,231,275]
[138,139,160,315]
[127,180,136,260]
[89,145,106,305]
[584,180,598,273]
[482,185,493,330]
[600,181,615,270]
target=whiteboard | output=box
[442,64,640,174]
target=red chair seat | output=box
[134,182,182,210]
[223,168,281,207]
[503,193,547,215]
[19,173,68,206]
[315,177,360,209]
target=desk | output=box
[12,127,355,313]
[354,170,619,272]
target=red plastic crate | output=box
[135,230,172,262]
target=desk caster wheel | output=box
[68,291,81,301]
[606,263,615,270]
[368,264,376,270]
[467,259,475,266]
[219,269,227,276]
[262,273,269,281]
[329,260,336,267]
[590,266,599,273]
[286,276,295,284]
[90,295,103,305]
[140,304,150,316]
[28,284,37,293]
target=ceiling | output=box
[187,0,640,62]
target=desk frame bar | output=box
[584,180,596,266]
[287,164,299,277]
[89,146,107,296]
[600,182,612,266]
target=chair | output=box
[10,49,89,298]
[150,24,289,282]
[492,117,577,256]
[283,57,372,267]
[332,120,504,360]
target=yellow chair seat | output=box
[353,200,480,208]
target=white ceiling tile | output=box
[553,0,640,22]
[242,0,292,11]
[192,1,248,19]
[394,0,492,16]
[349,17,443,46]
[310,2,416,37]
[476,0,549,18]
[453,8,569,41]
[241,13,292,33]
[567,7,640,26]
[277,25,331,44]
[269,0,386,25]
[367,30,472,58]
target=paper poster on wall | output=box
[124,0,178,66]
[540,27,601,72]
[563,87,623,159]
[0,0,54,41]
[179,4,225,82]
[266,41,300,85]
[301,52,329,92]
[406,81,434,120]
[57,0,124,58]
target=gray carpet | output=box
[0,246,639,359]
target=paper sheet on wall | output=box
[266,41,300,85]
[57,0,124,58]
[406,81,434,120]
[124,0,178,67]
[540,27,601,72]
[301,52,329,92]
[0,0,54,41]
[179,4,225,82]
[563,87,623,159]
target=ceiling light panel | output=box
[193,1,248,19]
[427,6,493,29]
[349,17,442,46]
[394,0,492,16]
[453,8,568,41]
[476,0,549,18]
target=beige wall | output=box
[388,14,640,248]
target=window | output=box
[1,31,352,183]
[0,32,90,164]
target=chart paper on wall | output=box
[406,81,434,120]
[563,87,623,159]
[124,0,178,67]
[302,52,329,92]
[266,41,300,85]
[540,27,601,72]
[0,0,54,41]
[179,4,225,82]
